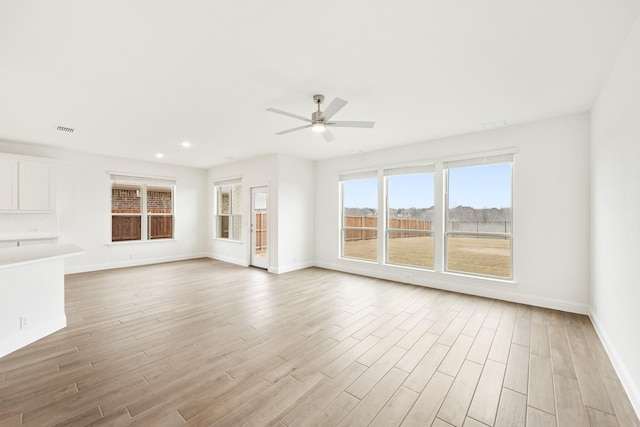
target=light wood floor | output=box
[0,259,638,426]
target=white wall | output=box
[0,140,208,273]
[208,155,279,268]
[276,154,315,273]
[207,154,315,273]
[591,14,640,415]
[315,113,591,313]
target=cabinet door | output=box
[18,161,55,211]
[0,158,18,210]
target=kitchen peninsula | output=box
[0,243,84,357]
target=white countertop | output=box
[0,233,59,242]
[0,243,84,269]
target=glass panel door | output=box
[251,186,268,269]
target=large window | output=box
[340,171,378,261]
[338,151,514,280]
[385,166,435,269]
[110,174,175,242]
[214,178,242,241]
[445,155,513,278]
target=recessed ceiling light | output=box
[181,141,191,148]
[156,153,164,159]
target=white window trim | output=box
[339,171,379,261]
[383,167,436,269]
[213,177,242,242]
[443,156,514,280]
[108,172,176,244]
[337,148,516,282]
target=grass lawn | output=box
[344,235,511,278]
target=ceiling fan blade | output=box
[276,124,312,135]
[322,128,336,142]
[321,97,348,121]
[329,121,375,128]
[266,107,311,123]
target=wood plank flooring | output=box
[0,258,638,426]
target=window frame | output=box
[383,165,436,270]
[337,149,516,282]
[213,177,242,242]
[339,171,379,262]
[109,173,176,243]
[443,155,514,280]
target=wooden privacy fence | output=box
[255,212,267,250]
[111,215,173,241]
[344,216,432,241]
[344,216,511,242]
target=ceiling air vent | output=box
[56,126,75,133]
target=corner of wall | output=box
[589,310,640,417]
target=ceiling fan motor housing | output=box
[312,110,324,122]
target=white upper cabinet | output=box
[19,161,55,211]
[0,158,19,210]
[0,154,56,212]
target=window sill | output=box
[339,256,378,264]
[107,238,177,247]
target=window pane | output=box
[146,186,173,239]
[447,235,511,278]
[387,173,434,268]
[111,216,141,241]
[148,216,173,239]
[446,163,512,278]
[342,177,377,261]
[218,186,232,215]
[147,187,172,214]
[217,215,230,239]
[215,182,242,240]
[231,214,242,241]
[111,185,141,214]
[111,184,142,241]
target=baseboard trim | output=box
[269,261,315,275]
[64,253,208,274]
[206,253,249,267]
[589,311,640,419]
[0,315,67,359]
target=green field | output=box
[343,235,511,278]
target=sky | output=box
[343,163,511,210]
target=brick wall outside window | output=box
[147,189,172,214]
[112,188,141,213]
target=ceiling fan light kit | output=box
[267,94,375,142]
[311,123,326,133]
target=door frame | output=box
[250,185,269,269]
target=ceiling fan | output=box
[266,94,375,142]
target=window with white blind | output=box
[339,170,378,261]
[384,165,435,269]
[444,153,513,278]
[110,173,175,242]
[214,178,242,241]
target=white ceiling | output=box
[1,1,639,169]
